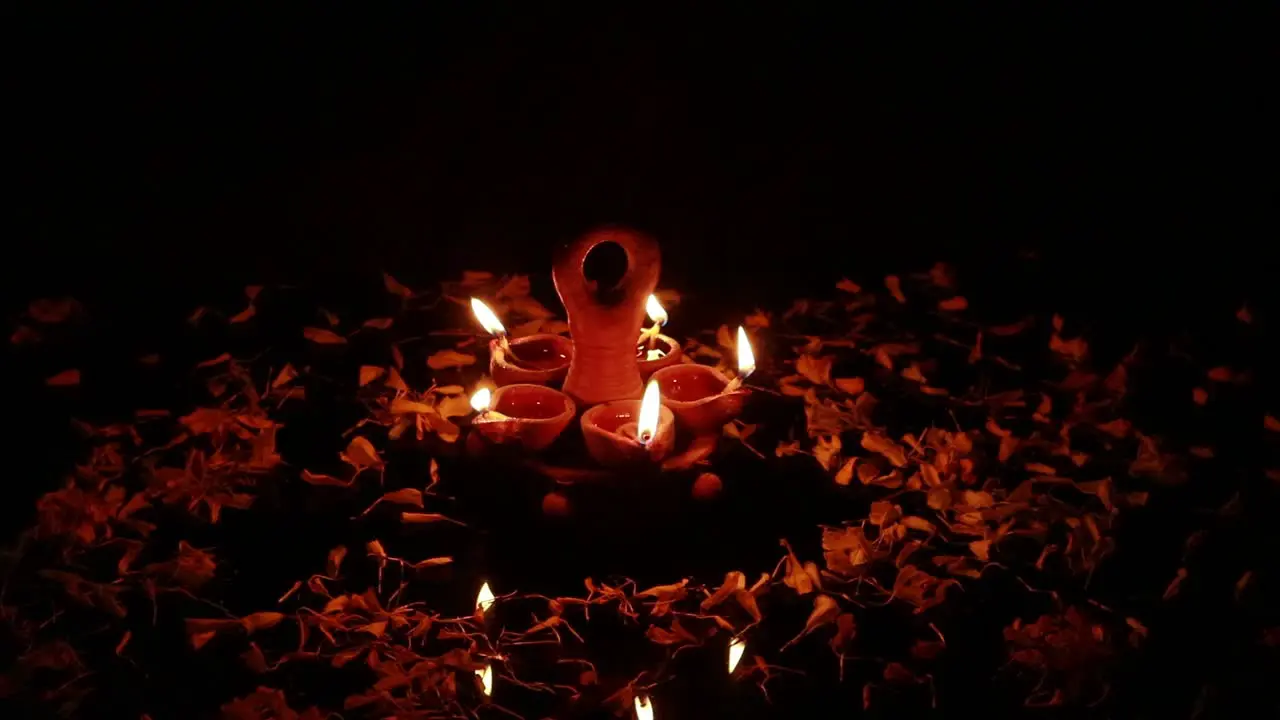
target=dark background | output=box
[7,7,1274,319]
[3,8,1278,717]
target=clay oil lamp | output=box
[553,228,660,405]
[636,294,683,379]
[471,297,572,387]
[469,383,575,451]
[651,325,755,434]
[581,379,675,467]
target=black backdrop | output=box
[8,7,1274,318]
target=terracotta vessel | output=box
[636,334,684,379]
[472,384,576,451]
[581,399,676,467]
[553,228,661,406]
[490,334,573,387]
[651,364,749,435]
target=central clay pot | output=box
[553,228,661,406]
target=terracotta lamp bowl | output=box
[581,399,676,467]
[490,334,573,387]
[473,384,576,451]
[651,364,749,435]
[636,334,684,380]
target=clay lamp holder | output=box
[581,399,676,467]
[636,334,684,380]
[471,384,576,451]
[650,364,750,435]
[489,334,573,387]
[553,227,661,406]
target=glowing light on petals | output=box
[645,295,668,326]
[470,298,506,336]
[477,665,493,696]
[476,582,495,613]
[634,695,654,720]
[636,380,661,445]
[470,388,492,414]
[728,637,746,673]
[736,326,755,377]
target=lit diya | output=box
[651,325,754,434]
[581,379,675,466]
[636,294,683,379]
[471,298,572,387]
[469,383,575,451]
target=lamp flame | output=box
[645,294,668,326]
[634,695,654,720]
[477,665,493,696]
[636,379,661,445]
[470,298,506,336]
[470,387,492,414]
[728,637,746,673]
[476,582,495,613]
[736,326,755,377]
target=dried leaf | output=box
[359,366,386,387]
[1192,387,1208,405]
[301,469,350,487]
[341,436,384,470]
[834,458,856,486]
[835,377,864,395]
[46,369,81,387]
[272,364,298,388]
[229,304,256,324]
[411,556,453,569]
[836,278,862,293]
[427,349,477,369]
[797,354,833,385]
[938,296,968,311]
[303,327,347,345]
[884,275,906,303]
[861,432,907,467]
[783,594,840,649]
[702,571,746,611]
[327,546,347,576]
[401,512,466,525]
[383,272,414,298]
[1265,414,1280,432]
[813,435,842,471]
[363,317,394,330]
[240,612,285,634]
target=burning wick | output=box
[469,387,510,423]
[471,297,517,360]
[723,326,755,393]
[635,379,661,447]
[728,636,746,674]
[477,664,493,697]
[476,581,496,614]
[638,294,668,352]
[633,695,654,720]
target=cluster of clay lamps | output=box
[463,228,755,467]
